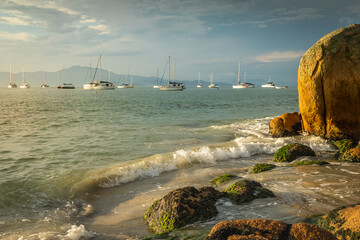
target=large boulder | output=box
[222,180,275,204]
[269,112,302,137]
[317,204,360,239]
[206,219,337,240]
[298,24,360,140]
[144,186,220,234]
[273,143,316,162]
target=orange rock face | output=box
[298,24,360,140]
[269,112,301,137]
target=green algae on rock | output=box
[273,143,315,162]
[333,139,355,157]
[144,186,220,234]
[251,163,276,174]
[210,174,237,186]
[340,146,360,162]
[222,180,275,205]
[317,204,360,240]
[289,160,329,167]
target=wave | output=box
[72,117,335,194]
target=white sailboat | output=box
[7,65,17,88]
[159,56,185,91]
[41,72,49,88]
[261,78,275,88]
[208,73,219,89]
[197,72,203,88]
[87,55,115,90]
[153,68,161,88]
[83,57,93,90]
[19,65,30,89]
[118,69,134,89]
[232,62,247,89]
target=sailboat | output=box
[159,56,185,91]
[197,72,203,88]
[118,69,134,88]
[57,66,75,89]
[19,65,30,89]
[7,65,17,88]
[83,57,93,90]
[153,68,161,88]
[41,72,49,88]
[232,62,247,89]
[208,73,219,89]
[85,55,115,90]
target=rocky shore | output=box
[142,24,360,240]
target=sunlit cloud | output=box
[0,31,35,41]
[254,51,305,62]
[88,24,110,35]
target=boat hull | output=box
[92,86,115,90]
[232,85,247,89]
[159,86,184,91]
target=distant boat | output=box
[208,73,219,89]
[261,78,275,88]
[159,56,185,91]
[57,66,74,89]
[275,86,288,89]
[232,62,247,89]
[153,68,161,88]
[118,69,134,89]
[19,65,30,89]
[92,68,115,90]
[41,72,49,88]
[197,72,203,88]
[83,57,93,90]
[7,65,17,88]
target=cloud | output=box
[254,51,305,62]
[0,31,35,41]
[88,24,110,35]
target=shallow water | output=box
[1,87,359,239]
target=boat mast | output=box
[108,68,111,82]
[9,65,12,84]
[173,58,176,82]
[99,55,102,81]
[62,65,64,83]
[157,68,159,85]
[90,57,92,82]
[238,62,240,85]
[22,65,25,85]
[198,72,200,84]
[168,56,170,85]
[244,64,247,83]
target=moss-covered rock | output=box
[333,139,355,157]
[222,180,275,205]
[251,163,276,174]
[289,160,329,167]
[210,174,237,186]
[317,204,360,240]
[339,146,360,162]
[205,219,337,240]
[144,186,220,234]
[273,143,315,162]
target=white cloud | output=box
[0,31,35,41]
[254,51,305,62]
[88,24,110,35]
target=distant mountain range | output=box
[0,65,273,87]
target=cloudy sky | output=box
[0,0,359,85]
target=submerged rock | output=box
[222,180,275,204]
[273,143,315,162]
[317,204,360,240]
[269,112,302,137]
[251,163,276,174]
[206,219,337,240]
[144,186,220,234]
[298,24,360,140]
[210,174,237,186]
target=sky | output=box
[0,0,359,85]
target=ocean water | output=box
[1,87,360,240]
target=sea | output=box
[1,87,360,240]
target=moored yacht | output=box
[197,72,203,88]
[208,73,219,89]
[57,83,75,89]
[8,65,17,88]
[41,72,49,88]
[159,56,185,91]
[92,81,115,90]
[261,78,275,88]
[19,66,30,89]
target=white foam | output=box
[63,224,95,240]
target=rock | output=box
[290,223,338,240]
[298,24,360,140]
[210,174,237,186]
[333,139,356,157]
[317,204,360,239]
[288,160,329,167]
[144,186,220,234]
[222,180,275,204]
[273,143,316,162]
[340,146,360,162]
[251,163,276,174]
[269,112,302,137]
[206,219,337,240]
